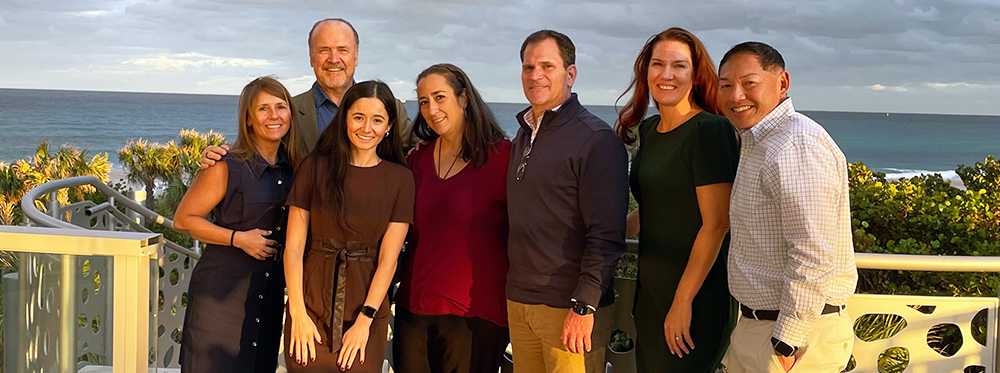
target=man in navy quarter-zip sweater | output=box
[506,29,629,373]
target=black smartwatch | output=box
[771,337,798,357]
[571,299,595,316]
[360,305,378,319]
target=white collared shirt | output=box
[728,98,858,347]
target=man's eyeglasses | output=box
[515,142,533,181]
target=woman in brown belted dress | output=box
[283,80,414,372]
[174,76,303,373]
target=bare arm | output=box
[664,182,732,357]
[338,222,410,369]
[626,209,640,239]
[173,161,228,241]
[284,206,322,366]
[674,183,732,305]
[284,206,311,319]
[365,222,409,314]
[173,161,277,260]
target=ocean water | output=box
[1,88,998,180]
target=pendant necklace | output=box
[437,139,461,179]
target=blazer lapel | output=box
[293,90,320,154]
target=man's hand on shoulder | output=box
[200,145,230,170]
[561,312,593,354]
[406,140,430,157]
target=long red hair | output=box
[615,28,721,145]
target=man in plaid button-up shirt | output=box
[717,42,858,373]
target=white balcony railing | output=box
[0,226,161,373]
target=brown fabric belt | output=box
[740,304,845,321]
[308,237,377,353]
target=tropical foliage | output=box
[158,130,226,217]
[850,156,1000,296]
[117,139,178,209]
[0,142,111,226]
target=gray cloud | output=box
[0,0,998,115]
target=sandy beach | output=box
[107,168,146,191]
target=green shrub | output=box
[850,156,1000,296]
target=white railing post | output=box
[59,254,77,373]
[112,254,152,372]
[16,251,28,373]
[108,196,117,232]
[127,191,146,226]
[48,191,59,219]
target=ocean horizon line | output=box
[3,87,999,120]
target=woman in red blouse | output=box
[393,63,512,373]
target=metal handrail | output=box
[855,252,1000,272]
[20,175,201,259]
[625,239,1000,273]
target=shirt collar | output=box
[248,146,292,179]
[740,97,794,144]
[311,80,359,109]
[523,104,562,131]
[311,81,342,110]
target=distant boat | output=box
[886,113,890,117]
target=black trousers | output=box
[393,306,510,373]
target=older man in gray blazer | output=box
[291,18,413,154]
[201,18,413,168]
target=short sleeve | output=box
[636,115,658,142]
[692,115,740,186]
[390,168,415,224]
[286,155,316,210]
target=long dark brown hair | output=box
[411,63,506,168]
[306,80,406,233]
[615,28,721,145]
[233,76,303,166]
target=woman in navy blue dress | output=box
[174,76,304,373]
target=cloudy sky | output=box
[1,0,999,115]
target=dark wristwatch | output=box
[771,337,798,357]
[360,305,378,319]
[571,299,595,316]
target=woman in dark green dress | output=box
[615,28,739,373]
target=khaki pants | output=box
[507,300,613,373]
[723,310,854,373]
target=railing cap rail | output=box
[0,225,161,257]
[854,252,1000,272]
[627,239,1000,272]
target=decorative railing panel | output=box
[156,245,193,368]
[20,252,67,373]
[846,294,996,373]
[76,255,112,366]
[1,226,161,373]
